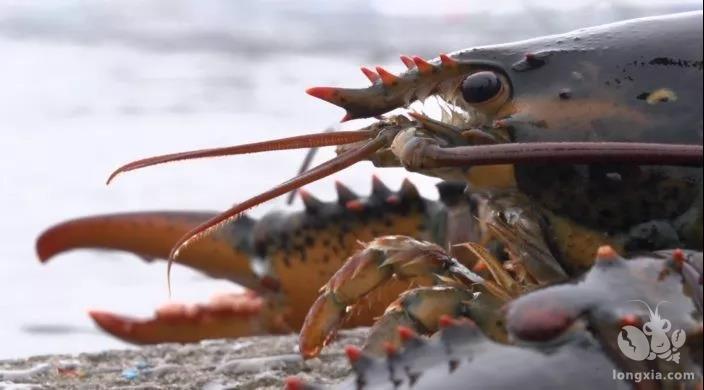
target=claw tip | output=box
[35,231,57,263]
[88,310,134,335]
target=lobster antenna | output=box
[165,135,388,294]
[285,125,338,204]
[425,142,703,167]
[285,147,317,204]
[106,130,373,184]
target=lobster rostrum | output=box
[35,11,702,388]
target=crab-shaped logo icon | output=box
[617,300,687,363]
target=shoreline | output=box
[0,329,366,389]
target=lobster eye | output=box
[461,71,503,104]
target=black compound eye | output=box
[461,71,503,103]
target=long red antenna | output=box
[107,130,373,184]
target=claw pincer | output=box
[37,179,441,344]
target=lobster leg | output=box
[299,235,497,359]
[298,197,584,359]
[362,286,477,355]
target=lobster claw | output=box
[36,211,260,287]
[36,212,295,344]
[89,291,288,344]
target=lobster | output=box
[37,11,703,388]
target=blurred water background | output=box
[1,0,701,359]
